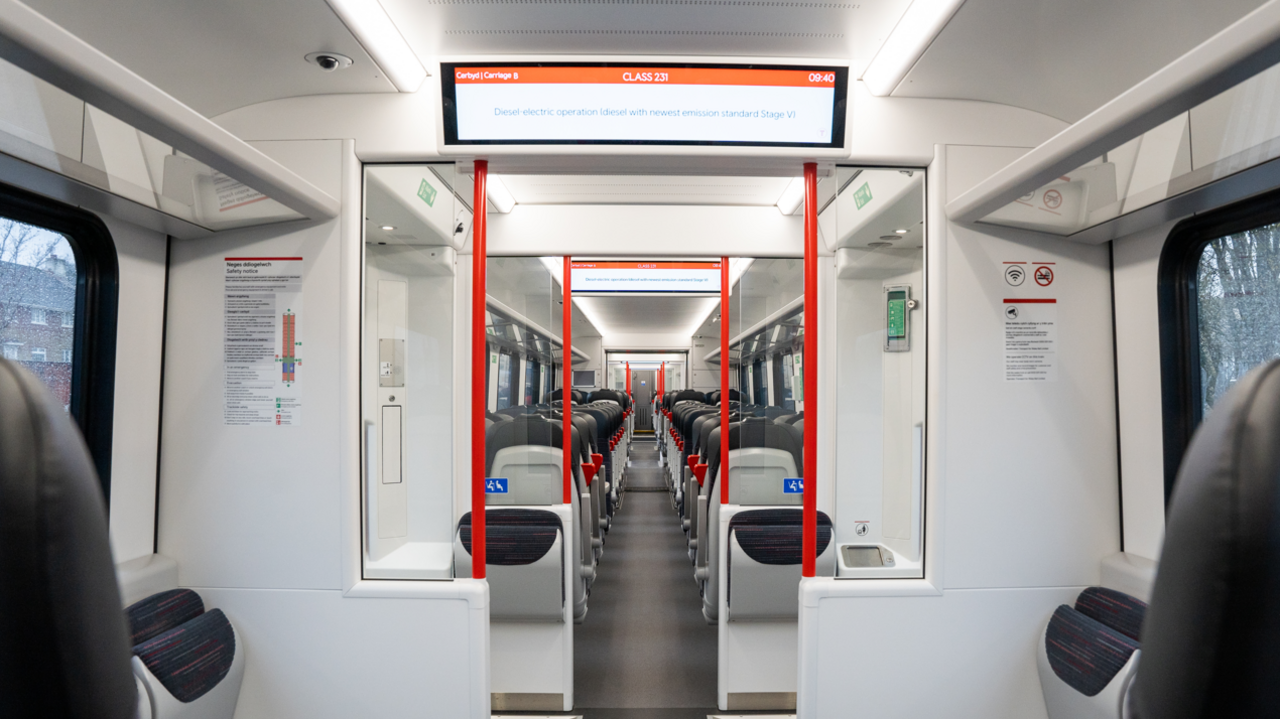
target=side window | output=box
[1195,225,1280,412]
[0,222,74,406]
[1160,188,1280,500]
[0,182,118,498]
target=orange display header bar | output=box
[571,261,721,270]
[454,66,837,88]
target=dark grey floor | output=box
[623,438,667,491]
[574,440,718,712]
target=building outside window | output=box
[0,217,76,406]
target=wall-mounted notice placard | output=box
[224,257,304,426]
[441,63,848,147]
[571,261,721,294]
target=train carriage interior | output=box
[5,1,1280,718]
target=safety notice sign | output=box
[1004,299,1057,382]
[223,257,304,426]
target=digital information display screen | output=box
[571,261,721,294]
[441,63,848,148]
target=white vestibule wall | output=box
[800,143,1124,718]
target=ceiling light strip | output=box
[861,0,966,96]
[325,0,427,92]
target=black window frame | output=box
[0,181,119,502]
[1158,184,1280,503]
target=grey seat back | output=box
[0,360,137,719]
[1130,359,1280,718]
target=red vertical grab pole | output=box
[802,162,818,578]
[626,361,631,398]
[471,161,488,578]
[720,257,730,505]
[563,257,573,504]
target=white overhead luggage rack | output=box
[947,0,1280,243]
[0,0,339,236]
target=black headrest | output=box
[0,360,136,718]
[485,415,581,474]
[1131,359,1280,718]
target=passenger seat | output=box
[127,589,245,719]
[1037,587,1145,719]
[1126,359,1280,717]
[0,359,140,718]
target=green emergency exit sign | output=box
[853,182,873,210]
[418,179,437,207]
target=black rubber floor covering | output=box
[574,441,717,709]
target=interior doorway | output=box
[632,369,656,430]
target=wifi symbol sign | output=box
[1005,264,1026,286]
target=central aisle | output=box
[574,439,718,715]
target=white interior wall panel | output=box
[941,145,1120,590]
[799,144,1121,718]
[105,214,168,564]
[806,584,1082,718]
[1112,222,1174,561]
[183,587,480,719]
[158,140,345,590]
[157,139,487,718]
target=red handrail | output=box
[802,162,818,578]
[720,256,730,506]
[471,161,488,578]
[563,257,573,504]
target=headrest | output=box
[0,360,136,718]
[1131,359,1280,717]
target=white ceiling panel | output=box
[498,174,793,206]
[383,0,911,75]
[896,0,1268,123]
[24,0,395,116]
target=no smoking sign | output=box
[1034,266,1054,286]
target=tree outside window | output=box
[1197,220,1280,413]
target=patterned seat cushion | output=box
[1075,586,1147,641]
[126,589,205,646]
[459,509,562,566]
[728,509,833,565]
[133,608,236,703]
[1046,605,1139,697]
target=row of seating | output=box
[655,390,833,624]
[456,388,635,623]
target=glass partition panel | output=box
[829,166,926,578]
[361,164,460,580]
[981,61,1280,237]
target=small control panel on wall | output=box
[885,285,913,352]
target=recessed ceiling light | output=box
[895,229,908,234]
[381,225,395,231]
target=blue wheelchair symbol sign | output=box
[783,478,804,494]
[485,478,509,494]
